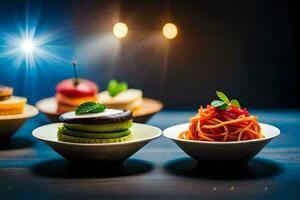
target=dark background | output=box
[0,0,299,109]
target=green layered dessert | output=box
[57,102,133,143]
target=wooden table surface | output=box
[0,110,299,200]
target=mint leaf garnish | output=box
[107,80,128,97]
[75,102,106,115]
[230,99,241,108]
[211,100,229,110]
[216,91,230,104]
[211,91,241,110]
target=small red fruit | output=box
[56,79,99,98]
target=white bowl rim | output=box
[0,104,39,120]
[163,122,280,145]
[32,122,162,146]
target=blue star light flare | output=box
[0,4,74,103]
[0,16,73,68]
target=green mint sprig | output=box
[210,91,241,110]
[75,102,106,115]
[107,80,128,97]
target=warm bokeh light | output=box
[162,23,178,39]
[21,39,35,54]
[113,22,128,38]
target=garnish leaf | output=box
[107,80,118,96]
[211,100,229,110]
[75,102,106,115]
[211,91,241,110]
[230,99,241,108]
[107,80,128,97]
[216,91,230,104]
[118,81,128,92]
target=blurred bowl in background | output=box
[0,105,39,141]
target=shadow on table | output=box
[0,137,35,150]
[31,158,154,179]
[164,157,283,180]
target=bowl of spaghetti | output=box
[163,91,280,163]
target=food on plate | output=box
[55,79,99,113]
[99,80,143,112]
[55,61,99,113]
[179,91,263,142]
[57,102,132,143]
[0,85,27,115]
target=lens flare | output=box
[21,39,35,54]
[162,23,178,39]
[113,22,128,39]
[0,6,73,68]
[0,3,75,104]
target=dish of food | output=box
[32,121,162,163]
[163,91,280,163]
[56,79,99,113]
[163,122,280,163]
[57,102,133,143]
[0,85,27,115]
[179,91,263,142]
[37,78,163,123]
[36,63,162,123]
[99,80,143,113]
[0,84,38,139]
[55,62,99,113]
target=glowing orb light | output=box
[21,39,35,54]
[162,23,178,39]
[113,22,128,39]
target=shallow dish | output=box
[36,97,163,123]
[163,123,280,163]
[0,105,39,139]
[32,123,162,163]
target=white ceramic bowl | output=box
[33,123,162,163]
[0,105,39,139]
[163,123,280,163]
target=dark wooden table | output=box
[0,110,299,200]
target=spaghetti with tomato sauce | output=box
[179,105,263,142]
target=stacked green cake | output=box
[57,102,133,143]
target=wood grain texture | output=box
[0,110,300,200]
